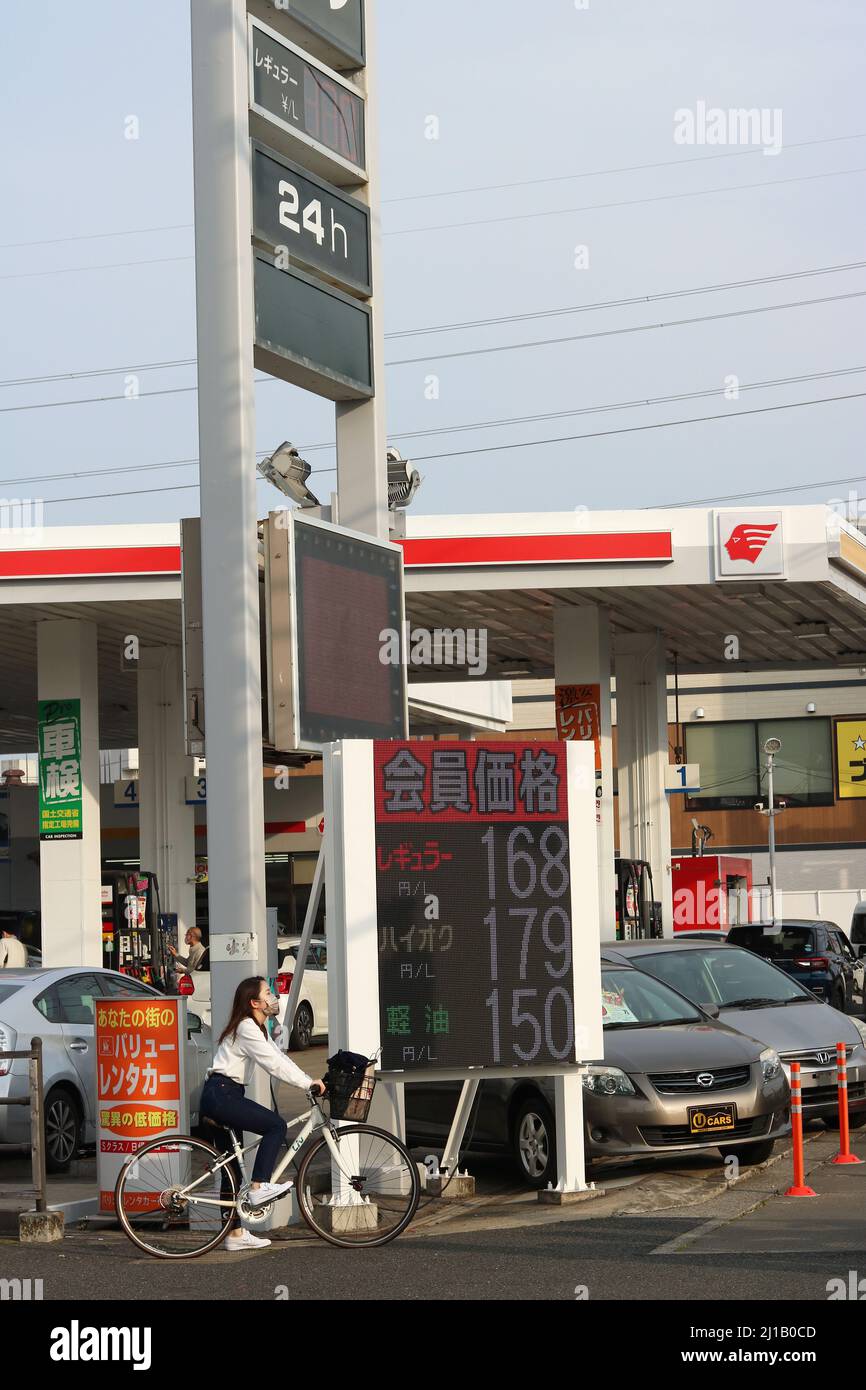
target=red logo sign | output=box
[723,522,778,564]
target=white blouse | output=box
[209,1017,314,1091]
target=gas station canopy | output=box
[400,506,866,677]
[0,505,863,753]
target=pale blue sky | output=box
[0,0,864,525]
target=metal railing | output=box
[0,1038,47,1213]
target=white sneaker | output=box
[223,1228,272,1252]
[247,1180,294,1208]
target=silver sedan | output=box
[405,962,790,1187]
[603,938,866,1128]
[0,968,212,1171]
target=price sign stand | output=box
[281,844,325,1038]
[323,738,604,1194]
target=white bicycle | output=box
[115,1065,420,1258]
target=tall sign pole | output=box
[190,0,386,1048]
[190,0,270,1046]
[334,0,389,541]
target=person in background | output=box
[200,976,326,1253]
[168,926,206,974]
[0,928,27,968]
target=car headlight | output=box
[760,1047,782,1082]
[850,1018,866,1048]
[582,1066,636,1097]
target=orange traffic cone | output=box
[832,1041,863,1166]
[786,1062,816,1196]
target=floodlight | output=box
[258,442,321,508]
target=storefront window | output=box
[757,718,833,801]
[685,717,834,809]
[684,722,758,807]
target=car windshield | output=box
[728,926,822,960]
[601,969,703,1028]
[631,946,811,1008]
[0,983,22,1004]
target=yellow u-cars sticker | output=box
[688,1104,736,1135]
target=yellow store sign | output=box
[836,719,866,799]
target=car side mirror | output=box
[701,1003,721,1019]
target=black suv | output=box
[728,921,865,1015]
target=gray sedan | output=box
[405,962,789,1187]
[0,968,212,1172]
[603,938,866,1127]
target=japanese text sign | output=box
[95,997,187,1212]
[38,698,83,840]
[374,740,601,1074]
[554,684,602,774]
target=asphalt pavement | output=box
[0,1209,860,1302]
[4,1042,866,1301]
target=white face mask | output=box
[260,991,280,1018]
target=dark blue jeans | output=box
[200,1073,287,1186]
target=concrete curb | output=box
[649,1132,840,1255]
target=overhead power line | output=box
[383,391,866,467]
[385,290,866,368]
[3,257,863,394]
[2,166,864,283]
[3,258,863,393]
[349,365,866,447]
[29,396,866,508]
[0,223,194,252]
[382,131,866,203]
[4,289,863,415]
[385,165,866,238]
[385,260,866,339]
[3,131,863,253]
[654,472,866,509]
[2,364,861,491]
[0,255,193,283]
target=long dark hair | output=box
[219,976,267,1045]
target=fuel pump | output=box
[615,858,662,940]
[101,868,170,988]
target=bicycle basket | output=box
[326,1062,377,1121]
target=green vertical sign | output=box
[38,699,83,840]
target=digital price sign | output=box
[265,513,408,753]
[252,142,371,297]
[249,0,365,70]
[253,253,373,399]
[374,741,600,1073]
[249,16,365,180]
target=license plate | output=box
[688,1102,737,1135]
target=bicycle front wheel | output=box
[296,1124,420,1248]
[115,1135,236,1259]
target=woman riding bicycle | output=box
[200,975,326,1253]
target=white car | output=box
[179,933,328,1050]
[276,934,328,1049]
[0,967,212,1172]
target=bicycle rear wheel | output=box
[296,1124,420,1248]
[115,1135,236,1259]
